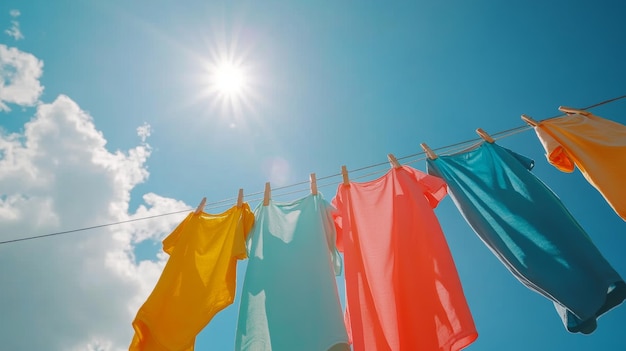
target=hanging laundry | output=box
[130,204,254,351]
[530,112,626,221]
[235,193,349,351]
[426,141,626,334]
[332,165,477,351]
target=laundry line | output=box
[1,94,625,246]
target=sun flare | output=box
[197,48,260,121]
[210,62,247,96]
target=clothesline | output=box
[133,114,626,349]
[1,94,625,245]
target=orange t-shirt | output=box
[130,204,254,351]
[332,166,477,351]
[534,113,626,220]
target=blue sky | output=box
[1,1,625,350]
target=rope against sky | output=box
[1,94,625,245]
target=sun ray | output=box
[201,54,256,123]
[177,24,272,139]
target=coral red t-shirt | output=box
[332,165,477,351]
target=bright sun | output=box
[211,62,247,96]
[199,53,257,120]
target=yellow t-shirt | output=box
[130,204,254,350]
[534,113,626,220]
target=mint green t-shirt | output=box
[235,193,349,351]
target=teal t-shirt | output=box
[427,141,626,334]
[235,193,349,350]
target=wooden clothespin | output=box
[263,182,271,206]
[420,143,437,160]
[341,165,350,186]
[310,173,318,195]
[476,128,495,143]
[387,154,401,168]
[194,197,206,214]
[521,114,538,127]
[558,106,591,116]
[237,188,244,208]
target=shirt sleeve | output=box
[233,204,255,260]
[322,198,343,276]
[535,126,575,173]
[503,146,536,171]
[162,213,193,255]
[330,186,345,253]
[405,166,448,209]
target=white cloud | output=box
[136,122,152,144]
[0,44,43,110]
[5,10,24,40]
[0,94,189,350]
